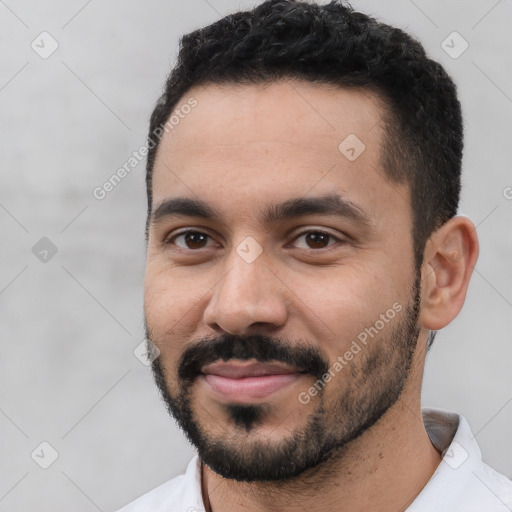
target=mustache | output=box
[176,333,330,384]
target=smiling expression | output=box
[143,79,424,481]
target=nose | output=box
[203,247,288,335]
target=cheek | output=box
[144,266,199,351]
[288,263,404,353]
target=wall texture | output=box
[0,0,510,510]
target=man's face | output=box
[144,80,422,482]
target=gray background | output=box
[0,0,510,510]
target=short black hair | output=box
[145,0,463,269]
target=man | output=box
[117,1,512,510]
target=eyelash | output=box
[163,229,344,251]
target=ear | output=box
[420,215,479,331]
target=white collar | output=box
[116,408,512,511]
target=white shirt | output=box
[116,408,512,511]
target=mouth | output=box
[200,360,307,402]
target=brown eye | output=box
[305,232,330,248]
[292,230,339,250]
[168,231,214,250]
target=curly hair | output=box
[144,0,463,271]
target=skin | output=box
[144,79,479,512]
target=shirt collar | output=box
[185,408,505,511]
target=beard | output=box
[146,272,421,483]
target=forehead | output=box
[151,80,409,227]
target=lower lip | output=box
[201,373,303,402]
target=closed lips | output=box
[201,361,302,378]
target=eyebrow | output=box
[150,193,372,229]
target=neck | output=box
[201,396,441,512]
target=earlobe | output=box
[420,215,479,331]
